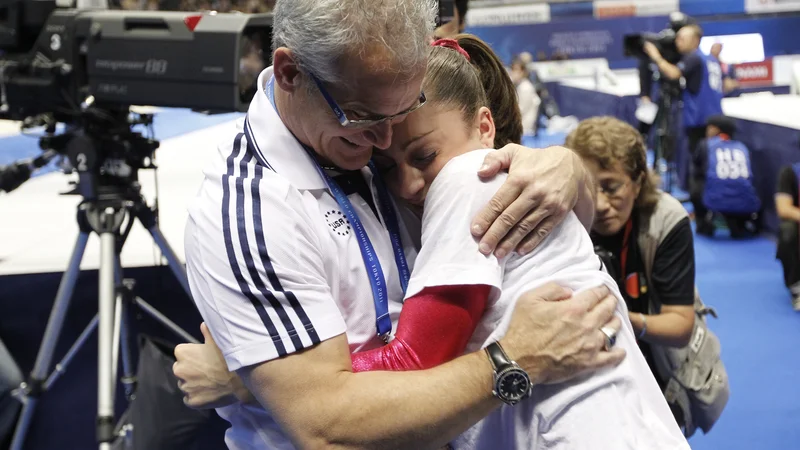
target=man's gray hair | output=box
[272,0,437,86]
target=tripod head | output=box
[29,105,159,203]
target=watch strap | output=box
[486,342,512,371]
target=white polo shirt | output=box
[184,67,418,449]
[408,150,690,450]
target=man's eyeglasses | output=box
[309,73,427,129]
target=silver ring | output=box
[600,326,617,351]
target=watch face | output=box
[497,369,531,401]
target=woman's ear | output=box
[475,106,496,149]
[272,48,303,93]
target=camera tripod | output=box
[651,81,681,195]
[9,181,199,450]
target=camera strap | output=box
[620,219,647,299]
[263,75,410,341]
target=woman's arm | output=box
[629,217,696,348]
[629,305,695,348]
[352,285,491,372]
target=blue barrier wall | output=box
[467,14,800,67]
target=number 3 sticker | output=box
[50,34,62,51]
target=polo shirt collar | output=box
[246,67,328,191]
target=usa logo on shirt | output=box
[325,210,351,236]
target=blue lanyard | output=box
[264,76,410,339]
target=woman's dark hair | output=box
[565,116,660,213]
[424,34,522,148]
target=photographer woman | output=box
[565,116,697,420]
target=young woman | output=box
[175,36,690,449]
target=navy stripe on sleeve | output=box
[251,163,321,345]
[221,133,287,357]
[235,150,312,351]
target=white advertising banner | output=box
[745,0,800,13]
[593,0,680,18]
[465,3,551,27]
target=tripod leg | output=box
[147,226,192,298]
[10,232,90,450]
[117,277,137,400]
[132,202,192,298]
[43,315,98,391]
[98,227,118,450]
[111,292,123,396]
[134,297,200,344]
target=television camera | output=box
[0,0,273,200]
[623,12,695,65]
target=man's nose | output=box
[362,121,394,150]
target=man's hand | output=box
[643,42,662,61]
[500,284,625,385]
[472,145,588,258]
[173,323,246,409]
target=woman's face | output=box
[584,159,642,236]
[510,63,526,85]
[372,103,495,216]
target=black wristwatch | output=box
[485,342,532,406]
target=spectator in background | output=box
[710,43,739,94]
[690,115,760,238]
[517,51,561,131]
[567,116,706,432]
[510,57,540,135]
[644,24,724,163]
[775,162,800,311]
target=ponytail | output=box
[456,34,522,147]
[424,34,523,148]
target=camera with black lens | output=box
[623,12,695,65]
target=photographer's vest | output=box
[703,135,761,214]
[637,192,729,437]
[682,51,724,128]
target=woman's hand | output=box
[472,145,593,258]
[173,323,250,409]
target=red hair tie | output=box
[431,38,470,61]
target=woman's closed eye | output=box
[412,150,438,168]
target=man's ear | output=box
[272,48,303,93]
[475,106,496,149]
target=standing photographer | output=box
[644,24,724,158]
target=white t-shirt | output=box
[184,67,419,449]
[407,150,690,450]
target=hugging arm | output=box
[472,145,595,257]
[351,285,491,372]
